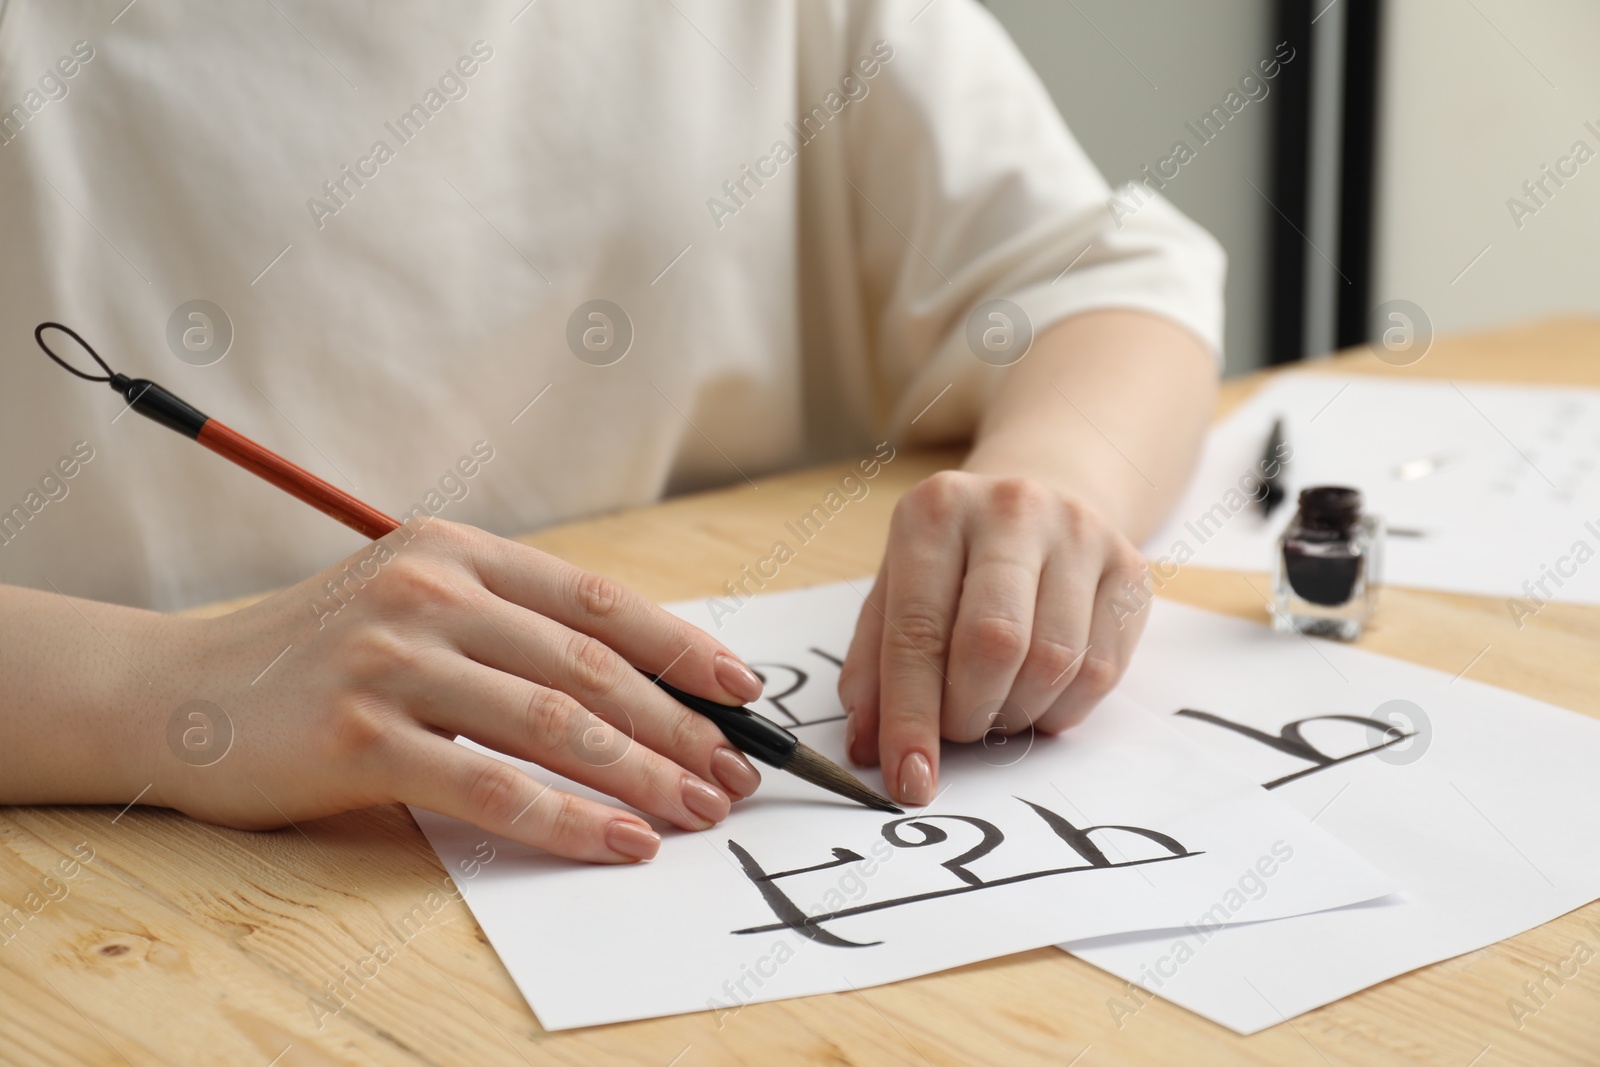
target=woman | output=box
[0,0,1221,862]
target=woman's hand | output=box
[837,471,1149,806]
[139,520,766,863]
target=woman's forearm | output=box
[961,308,1219,542]
[0,584,168,805]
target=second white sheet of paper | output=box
[413,582,1395,1030]
[1064,599,1600,1034]
[1141,373,1600,606]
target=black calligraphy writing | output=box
[747,646,847,727]
[727,797,1200,947]
[1174,709,1415,789]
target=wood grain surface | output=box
[3,319,1598,1066]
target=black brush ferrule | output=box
[110,373,209,439]
[650,676,799,768]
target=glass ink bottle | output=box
[1273,486,1383,640]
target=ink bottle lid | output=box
[1295,486,1362,537]
[1272,485,1383,640]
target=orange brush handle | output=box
[197,420,401,541]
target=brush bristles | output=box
[784,743,904,814]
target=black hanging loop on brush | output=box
[35,321,116,382]
[33,321,212,439]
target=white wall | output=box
[1373,0,1600,341]
[987,0,1279,375]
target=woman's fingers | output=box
[449,589,763,801]
[875,476,968,807]
[838,565,887,766]
[465,531,764,706]
[1035,548,1149,734]
[418,655,732,831]
[397,732,663,863]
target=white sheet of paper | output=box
[1063,600,1600,1034]
[412,582,1397,1031]
[1143,373,1600,606]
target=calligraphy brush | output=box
[34,322,903,814]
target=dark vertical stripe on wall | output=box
[1336,0,1382,348]
[1268,0,1314,364]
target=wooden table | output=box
[3,319,1598,1066]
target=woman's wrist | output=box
[956,310,1217,544]
[121,612,212,810]
[960,439,1139,536]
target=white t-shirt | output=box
[0,0,1223,610]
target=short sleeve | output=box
[795,0,1226,448]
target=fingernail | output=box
[715,652,765,703]
[605,820,660,861]
[682,776,731,825]
[898,752,935,806]
[710,746,762,799]
[844,714,858,761]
